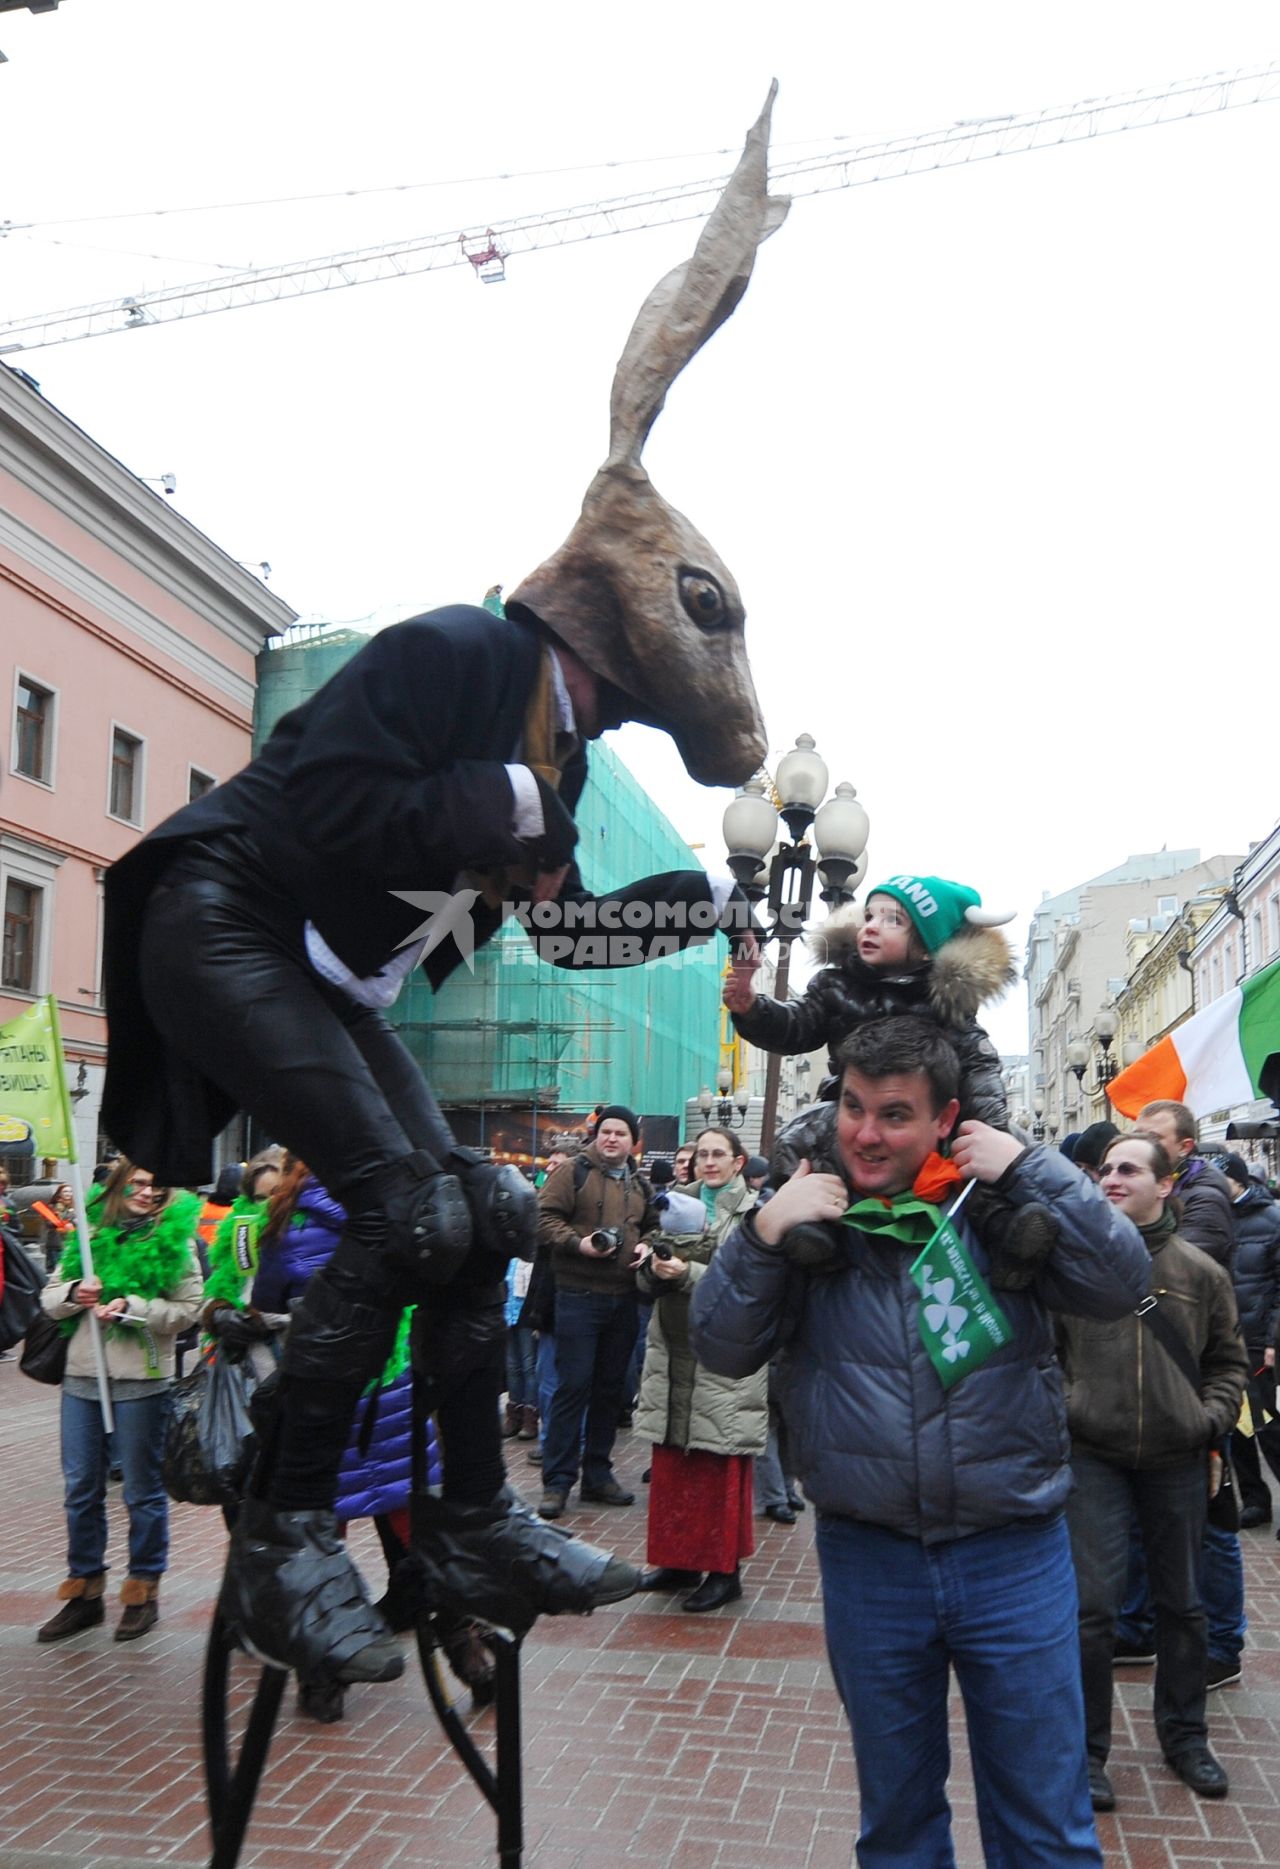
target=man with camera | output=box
[536,1106,658,1518]
[691,1017,1151,1866]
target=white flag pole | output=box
[65,1155,114,1436]
[947,1178,978,1221]
[44,998,114,1437]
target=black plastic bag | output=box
[163,1350,258,1506]
[0,1229,44,1353]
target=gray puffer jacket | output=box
[690,1148,1150,1544]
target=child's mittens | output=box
[783,1223,845,1272]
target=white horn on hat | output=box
[964,906,1017,927]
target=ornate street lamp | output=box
[695,1068,750,1130]
[1094,1008,1118,1084]
[722,736,870,1152]
[814,782,870,908]
[1067,1008,1138,1099]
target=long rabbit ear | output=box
[607,81,789,468]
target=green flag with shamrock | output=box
[909,1184,1012,1389]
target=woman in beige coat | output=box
[36,1161,203,1644]
[635,1127,767,1611]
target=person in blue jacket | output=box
[690,1016,1150,1869]
[206,1159,493,1719]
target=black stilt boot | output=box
[407,1486,639,1636]
[220,1498,405,1682]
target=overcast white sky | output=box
[3,3,1276,1051]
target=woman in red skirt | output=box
[635,1127,767,1611]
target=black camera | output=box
[591,1226,624,1257]
[651,1241,674,1262]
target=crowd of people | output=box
[12,864,1280,1865]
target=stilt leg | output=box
[202,1609,288,1869]
[415,1617,523,1869]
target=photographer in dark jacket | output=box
[536,1108,658,1519]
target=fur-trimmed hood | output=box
[807,905,1016,1024]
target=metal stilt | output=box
[416,1622,524,1867]
[203,1611,288,1869]
[201,1604,524,1868]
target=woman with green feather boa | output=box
[36,1160,203,1644]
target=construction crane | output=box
[1,61,1276,354]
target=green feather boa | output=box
[58,1188,202,1303]
[204,1195,270,1310]
[201,1196,414,1392]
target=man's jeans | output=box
[816,1513,1101,1868]
[62,1389,171,1579]
[1068,1448,1209,1763]
[505,1324,537,1410]
[1116,1432,1245,1666]
[540,1290,639,1496]
[535,1328,558,1429]
[753,1369,795,1514]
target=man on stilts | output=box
[100,89,789,1691]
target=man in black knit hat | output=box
[536,1106,657,1517]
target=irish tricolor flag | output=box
[1107,958,1280,1119]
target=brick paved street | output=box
[5,1357,1280,1868]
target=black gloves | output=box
[208,1305,277,1351]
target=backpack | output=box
[0,1228,44,1353]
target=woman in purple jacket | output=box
[209,1158,493,1720]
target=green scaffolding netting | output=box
[255,630,722,1121]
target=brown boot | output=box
[37,1575,106,1643]
[518,1405,538,1441]
[437,1612,496,1707]
[502,1402,521,1439]
[115,1576,160,1641]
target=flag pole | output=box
[948,1178,978,1220]
[64,1156,114,1435]
[46,997,114,1435]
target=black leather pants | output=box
[139,836,505,1509]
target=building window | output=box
[1251,912,1263,973]
[1157,894,1177,915]
[188,766,216,802]
[1270,894,1280,957]
[2,879,39,991]
[13,675,55,784]
[108,727,144,824]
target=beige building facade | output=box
[1025,852,1241,1141]
[0,362,294,1173]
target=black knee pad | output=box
[447,1149,539,1265]
[377,1150,474,1293]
